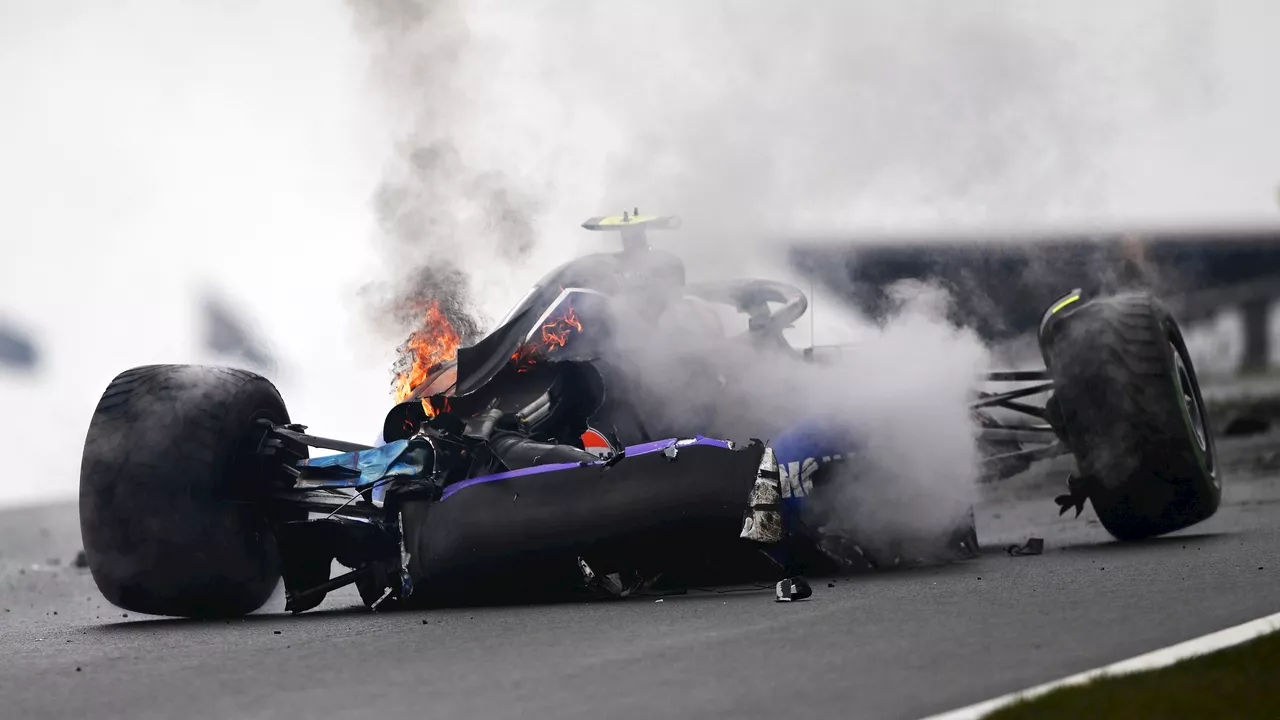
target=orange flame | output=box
[511,306,583,371]
[392,300,461,403]
[420,395,450,419]
[541,307,583,349]
[510,345,536,370]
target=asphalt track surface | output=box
[2,433,1279,720]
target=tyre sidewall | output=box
[80,365,292,617]
[1041,294,1220,540]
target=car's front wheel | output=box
[79,364,299,617]
[1039,292,1220,541]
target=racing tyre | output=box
[79,364,297,617]
[1040,292,1219,541]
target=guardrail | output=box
[1167,274,1280,373]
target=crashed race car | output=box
[78,213,1220,618]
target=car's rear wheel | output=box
[1039,292,1220,541]
[79,364,298,617]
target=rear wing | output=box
[582,210,681,252]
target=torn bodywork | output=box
[252,299,1078,613]
[260,421,772,611]
[740,446,784,544]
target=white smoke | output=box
[3,0,1279,510]
[341,0,1234,544]
[0,1,394,505]
[604,276,991,546]
[349,0,1241,295]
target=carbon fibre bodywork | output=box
[401,438,768,603]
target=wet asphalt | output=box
[2,433,1279,720]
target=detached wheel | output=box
[1040,292,1220,541]
[79,365,298,617]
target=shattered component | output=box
[577,557,651,598]
[1054,474,1095,518]
[577,557,597,583]
[1007,537,1045,556]
[369,586,394,610]
[601,573,626,596]
[774,576,813,602]
[815,534,877,572]
[285,567,371,614]
[740,447,784,544]
[397,510,414,602]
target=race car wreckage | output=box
[79,213,1220,617]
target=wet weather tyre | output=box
[79,364,296,618]
[1040,293,1220,541]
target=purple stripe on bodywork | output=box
[626,435,732,455]
[440,435,735,501]
[441,462,587,499]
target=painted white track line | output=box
[920,610,1280,720]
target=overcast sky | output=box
[1,0,1278,506]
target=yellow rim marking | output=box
[1050,294,1081,314]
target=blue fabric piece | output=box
[297,439,429,489]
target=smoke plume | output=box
[344,0,1226,547]
[5,1,1272,513]
[349,0,546,345]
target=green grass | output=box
[985,630,1280,720]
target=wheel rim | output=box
[1172,341,1215,483]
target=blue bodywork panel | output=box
[296,439,431,504]
[764,420,860,565]
[770,419,859,510]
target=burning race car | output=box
[78,213,1219,617]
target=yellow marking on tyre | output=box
[1050,294,1081,314]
